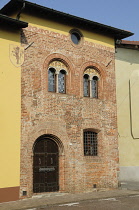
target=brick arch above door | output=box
[20,126,66,197]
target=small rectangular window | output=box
[22,191,27,196]
[84,131,98,156]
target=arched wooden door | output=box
[33,136,59,193]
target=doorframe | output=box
[33,134,65,194]
[33,135,60,193]
[20,131,65,198]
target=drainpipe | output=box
[16,1,26,20]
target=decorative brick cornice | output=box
[25,25,115,53]
[26,25,68,40]
[84,40,115,53]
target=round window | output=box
[71,32,81,45]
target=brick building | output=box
[0,0,133,199]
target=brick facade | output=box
[20,25,118,197]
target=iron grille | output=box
[84,131,98,156]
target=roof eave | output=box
[0,0,134,39]
[0,14,28,29]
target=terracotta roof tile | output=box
[121,40,139,45]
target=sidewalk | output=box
[0,189,139,210]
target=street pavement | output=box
[39,195,139,210]
[0,189,139,210]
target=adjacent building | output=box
[0,14,28,202]
[0,0,133,202]
[116,40,139,190]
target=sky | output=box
[0,0,138,41]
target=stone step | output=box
[119,181,139,191]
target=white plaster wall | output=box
[119,166,139,182]
[116,47,139,182]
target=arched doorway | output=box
[33,135,59,193]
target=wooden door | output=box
[33,137,59,193]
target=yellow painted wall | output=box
[0,28,21,188]
[18,13,114,48]
[116,48,139,167]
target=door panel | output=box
[33,137,59,193]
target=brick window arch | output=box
[83,130,98,156]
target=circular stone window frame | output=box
[69,29,84,48]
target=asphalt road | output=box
[34,194,139,210]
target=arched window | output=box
[92,76,98,98]
[84,130,98,156]
[48,60,67,94]
[58,70,66,93]
[48,68,56,92]
[84,74,90,97]
[83,67,100,98]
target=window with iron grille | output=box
[84,131,98,156]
